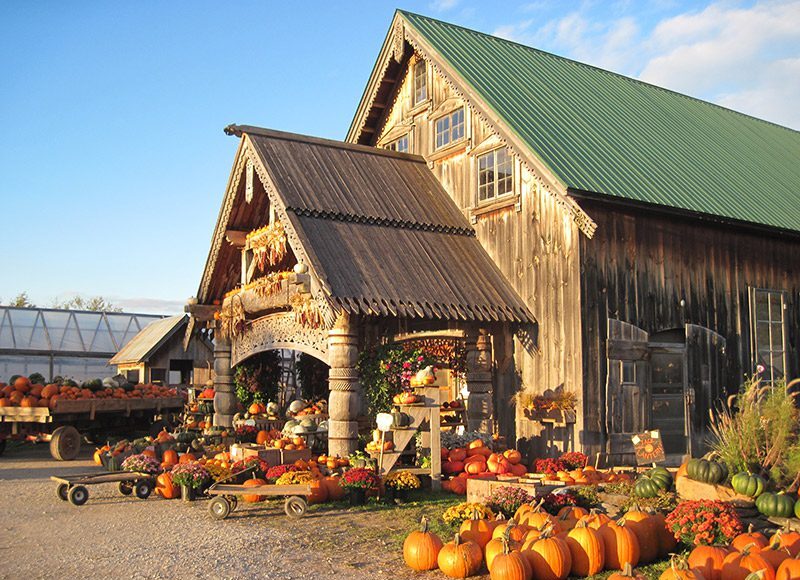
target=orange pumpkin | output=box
[732,525,769,552]
[565,520,605,576]
[323,475,345,501]
[688,545,729,580]
[307,479,328,504]
[600,518,640,571]
[438,533,483,579]
[255,430,270,445]
[241,477,267,503]
[449,447,467,462]
[776,558,800,580]
[650,510,678,558]
[40,384,59,399]
[760,543,792,572]
[608,562,648,580]
[13,376,30,392]
[403,516,443,571]
[162,449,178,465]
[503,449,522,465]
[722,545,775,580]
[485,534,522,572]
[179,452,196,464]
[489,538,531,580]
[459,509,493,549]
[493,519,529,542]
[20,396,37,407]
[0,397,7,408]
[621,506,659,564]
[557,506,589,530]
[772,527,800,558]
[155,472,179,499]
[521,526,572,580]
[659,555,707,579]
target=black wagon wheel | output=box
[209,496,231,520]
[134,479,153,500]
[50,426,82,461]
[118,481,134,496]
[68,485,89,506]
[56,483,69,501]
[284,495,307,518]
[225,494,238,512]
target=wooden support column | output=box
[327,313,361,457]
[466,328,494,433]
[212,333,237,428]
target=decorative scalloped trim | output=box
[287,207,476,237]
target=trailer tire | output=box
[134,480,152,500]
[50,426,81,461]
[56,483,69,501]
[68,485,89,506]
[209,497,231,520]
[118,481,133,496]
[284,495,307,518]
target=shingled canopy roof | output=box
[109,315,188,365]
[198,126,533,324]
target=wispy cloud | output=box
[111,297,186,315]
[492,0,800,129]
[430,0,460,12]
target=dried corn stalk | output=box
[247,221,287,271]
[290,293,322,328]
[218,297,246,340]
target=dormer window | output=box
[478,148,513,202]
[413,60,427,105]
[434,108,464,150]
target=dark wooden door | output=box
[649,347,687,456]
[685,324,727,456]
[606,319,650,456]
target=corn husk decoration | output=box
[247,221,287,271]
[290,293,322,328]
[218,296,246,339]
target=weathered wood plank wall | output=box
[374,54,583,452]
[580,198,800,454]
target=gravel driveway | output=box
[0,443,444,580]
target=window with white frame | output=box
[477,147,513,202]
[385,134,409,153]
[413,60,427,105]
[750,288,788,382]
[434,108,464,150]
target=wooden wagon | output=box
[205,466,311,520]
[51,470,157,506]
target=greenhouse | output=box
[0,306,163,382]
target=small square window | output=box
[751,288,788,383]
[150,368,166,384]
[413,60,427,105]
[477,147,513,202]
[434,108,465,150]
[385,134,409,153]
[621,361,636,384]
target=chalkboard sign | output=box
[631,430,666,465]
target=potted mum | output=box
[170,463,210,502]
[383,470,421,503]
[340,467,380,505]
[121,453,161,476]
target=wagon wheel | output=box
[209,497,231,520]
[118,481,134,496]
[134,480,153,500]
[225,495,238,512]
[56,483,69,501]
[50,426,81,461]
[284,495,307,518]
[68,485,89,506]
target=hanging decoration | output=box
[224,271,292,301]
[217,295,246,340]
[290,293,322,329]
[246,221,287,271]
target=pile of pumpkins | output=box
[0,376,177,408]
[285,398,327,418]
[679,456,800,520]
[442,440,527,478]
[546,466,633,487]
[403,501,681,579]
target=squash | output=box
[565,520,605,576]
[521,526,571,580]
[731,471,767,498]
[556,506,588,530]
[722,544,776,580]
[241,477,267,503]
[772,526,800,558]
[621,506,659,563]
[581,508,612,530]
[162,449,178,465]
[323,475,345,501]
[486,535,522,572]
[688,545,729,580]
[757,492,796,519]
[403,516,443,571]
[155,472,179,499]
[438,533,482,579]
[600,518,640,570]
[651,509,678,558]
[460,509,493,549]
[493,519,529,542]
[489,538,531,580]
[686,457,729,485]
[760,543,792,571]
[307,479,328,504]
[732,525,770,552]
[776,558,800,580]
[503,449,522,465]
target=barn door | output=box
[606,319,650,456]
[685,324,726,456]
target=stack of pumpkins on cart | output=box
[403,499,800,579]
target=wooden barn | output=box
[188,10,800,463]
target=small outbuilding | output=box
[110,315,213,386]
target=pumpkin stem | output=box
[741,543,756,556]
[502,519,516,541]
[744,571,766,580]
[501,536,511,555]
[621,562,634,577]
[453,533,461,546]
[419,515,429,533]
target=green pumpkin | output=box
[755,491,795,518]
[686,458,728,484]
[731,471,766,498]
[391,411,411,428]
[795,498,800,519]
[644,466,673,491]
[634,477,662,498]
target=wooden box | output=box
[281,448,312,464]
[230,444,281,466]
[466,477,560,504]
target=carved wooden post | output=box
[466,328,494,432]
[327,313,361,457]
[212,333,237,428]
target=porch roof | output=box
[200,125,534,324]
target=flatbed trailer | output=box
[51,470,157,505]
[0,396,183,460]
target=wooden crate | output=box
[281,448,312,464]
[466,477,560,504]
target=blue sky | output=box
[1,1,798,314]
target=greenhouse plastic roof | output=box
[0,306,164,357]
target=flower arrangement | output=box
[171,463,211,489]
[384,470,421,491]
[519,390,578,413]
[204,461,231,482]
[665,500,743,546]
[541,490,579,514]
[534,457,566,476]
[121,453,161,475]
[231,457,270,478]
[442,502,495,528]
[265,464,299,483]
[234,425,259,443]
[486,486,534,518]
[339,467,380,490]
[560,451,588,470]
[275,470,315,485]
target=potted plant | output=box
[170,463,210,502]
[340,467,380,505]
[384,470,421,503]
[120,453,161,476]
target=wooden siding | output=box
[375,54,584,450]
[579,199,800,454]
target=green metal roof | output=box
[400,11,800,233]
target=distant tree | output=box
[51,295,123,312]
[6,292,36,308]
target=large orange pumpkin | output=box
[438,533,483,579]
[459,509,493,549]
[241,477,267,503]
[776,558,800,580]
[13,376,30,392]
[621,507,659,564]
[0,397,7,408]
[403,516,443,571]
[521,527,572,580]
[489,538,531,580]
[688,545,729,580]
[162,449,178,465]
[307,479,328,504]
[256,430,270,445]
[565,520,605,576]
[651,510,678,558]
[761,544,792,571]
[732,525,769,552]
[20,396,37,407]
[722,545,775,580]
[772,528,800,558]
[557,506,589,531]
[323,475,345,501]
[600,518,640,571]
[581,508,612,530]
[178,452,196,464]
[155,472,180,499]
[41,384,59,399]
[486,535,522,572]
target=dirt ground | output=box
[0,442,453,580]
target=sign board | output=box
[631,430,665,465]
